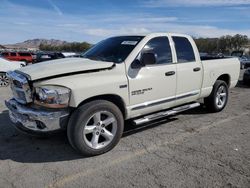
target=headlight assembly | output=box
[35,85,71,108]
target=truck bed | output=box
[200,56,232,61]
[200,57,240,99]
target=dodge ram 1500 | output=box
[5,33,240,156]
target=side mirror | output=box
[131,59,144,69]
[141,52,156,66]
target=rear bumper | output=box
[5,99,70,134]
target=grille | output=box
[8,71,32,104]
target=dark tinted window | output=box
[142,37,172,65]
[173,37,195,63]
[83,36,144,63]
[56,53,65,58]
[2,52,8,56]
[10,52,16,56]
[19,53,31,56]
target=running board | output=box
[133,102,200,125]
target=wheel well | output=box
[77,94,127,118]
[217,74,230,86]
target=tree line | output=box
[39,34,250,55]
[194,34,249,55]
[39,42,92,52]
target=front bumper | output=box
[5,99,70,134]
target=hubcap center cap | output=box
[96,122,104,131]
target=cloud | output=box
[79,27,150,37]
[47,0,63,16]
[82,23,250,39]
[144,0,250,7]
[0,0,249,44]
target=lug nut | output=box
[101,130,104,133]
[96,132,99,135]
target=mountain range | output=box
[2,39,69,49]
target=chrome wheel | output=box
[216,85,227,109]
[0,73,9,87]
[83,111,117,150]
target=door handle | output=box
[165,71,175,76]
[193,67,201,72]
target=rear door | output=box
[19,52,32,62]
[9,52,17,61]
[128,36,177,117]
[171,36,202,105]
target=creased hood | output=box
[18,58,115,81]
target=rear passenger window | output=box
[10,53,16,56]
[142,37,172,65]
[173,37,195,63]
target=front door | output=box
[127,36,177,117]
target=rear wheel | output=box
[67,100,124,156]
[0,73,9,87]
[204,80,228,112]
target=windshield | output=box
[82,36,144,63]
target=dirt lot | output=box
[0,72,250,188]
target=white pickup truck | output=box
[5,33,240,156]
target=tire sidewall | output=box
[68,100,124,156]
[211,81,229,112]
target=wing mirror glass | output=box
[141,52,156,66]
[131,52,156,69]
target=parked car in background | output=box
[1,52,33,64]
[67,54,82,58]
[240,56,250,69]
[231,51,243,57]
[35,52,65,63]
[243,68,250,85]
[0,57,25,86]
[31,52,37,62]
[62,52,77,57]
[231,51,250,69]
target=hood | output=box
[18,58,115,81]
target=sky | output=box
[0,0,250,44]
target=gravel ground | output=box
[0,71,249,188]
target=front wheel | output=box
[0,72,9,87]
[67,100,124,156]
[204,80,229,112]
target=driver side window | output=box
[141,37,172,65]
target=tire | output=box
[0,72,9,87]
[67,100,124,156]
[204,80,229,112]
